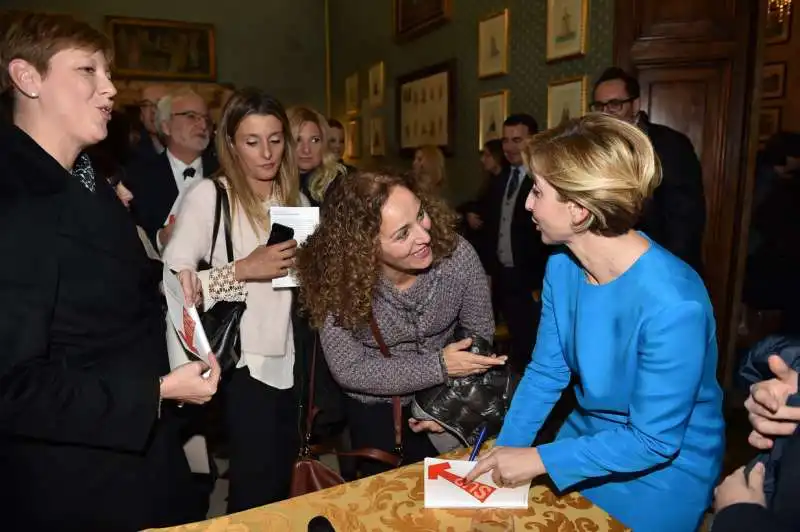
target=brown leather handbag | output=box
[290,316,403,497]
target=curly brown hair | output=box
[295,169,459,330]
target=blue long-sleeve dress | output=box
[497,240,725,531]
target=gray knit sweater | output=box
[320,236,495,404]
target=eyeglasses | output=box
[173,111,211,124]
[589,97,635,113]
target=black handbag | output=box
[196,179,246,373]
[411,328,519,447]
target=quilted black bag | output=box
[411,328,519,447]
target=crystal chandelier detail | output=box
[768,0,793,23]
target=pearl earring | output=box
[30,92,38,98]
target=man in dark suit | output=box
[126,88,218,250]
[129,84,168,162]
[477,114,550,373]
[592,67,706,272]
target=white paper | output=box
[163,265,212,365]
[423,458,530,509]
[270,206,320,288]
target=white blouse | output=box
[162,177,308,390]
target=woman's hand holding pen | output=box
[466,446,546,488]
[443,338,507,377]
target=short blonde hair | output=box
[523,112,662,236]
[0,12,111,95]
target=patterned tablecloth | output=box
[149,447,630,532]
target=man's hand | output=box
[745,355,800,449]
[714,464,767,512]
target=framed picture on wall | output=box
[759,107,782,141]
[106,16,216,80]
[346,119,361,158]
[546,0,588,62]
[345,73,359,115]
[762,62,787,99]
[368,62,385,107]
[547,76,587,128]
[370,117,386,156]
[765,8,792,44]
[393,0,452,42]
[478,9,509,79]
[478,90,509,149]
[396,60,456,156]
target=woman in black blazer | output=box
[0,13,220,532]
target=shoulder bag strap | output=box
[299,314,404,468]
[207,180,223,267]
[369,313,404,458]
[214,179,235,263]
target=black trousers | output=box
[346,398,439,478]
[494,267,540,374]
[225,367,299,513]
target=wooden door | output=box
[615,0,764,387]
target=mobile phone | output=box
[266,223,295,246]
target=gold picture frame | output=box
[106,16,216,80]
[478,90,509,149]
[370,116,386,156]
[368,62,385,107]
[393,0,452,43]
[345,73,359,115]
[762,62,787,99]
[547,76,587,129]
[759,107,782,141]
[478,9,509,79]
[546,0,589,62]
[346,119,361,159]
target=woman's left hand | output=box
[465,446,546,488]
[408,418,445,433]
[713,464,767,512]
[178,269,203,308]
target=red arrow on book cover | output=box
[428,462,497,503]
[179,308,197,354]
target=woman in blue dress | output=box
[466,113,725,531]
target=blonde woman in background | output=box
[163,88,308,511]
[412,144,446,196]
[288,106,348,207]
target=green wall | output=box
[2,0,327,110]
[329,0,615,204]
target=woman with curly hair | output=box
[295,170,506,476]
[288,105,347,207]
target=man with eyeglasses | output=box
[126,88,218,250]
[131,84,168,161]
[592,67,706,273]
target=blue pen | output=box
[468,424,489,461]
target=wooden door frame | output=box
[613,0,767,389]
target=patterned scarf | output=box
[71,152,96,192]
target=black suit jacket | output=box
[480,167,549,290]
[0,125,201,531]
[125,150,218,247]
[639,114,706,273]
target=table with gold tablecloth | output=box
[149,448,630,532]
